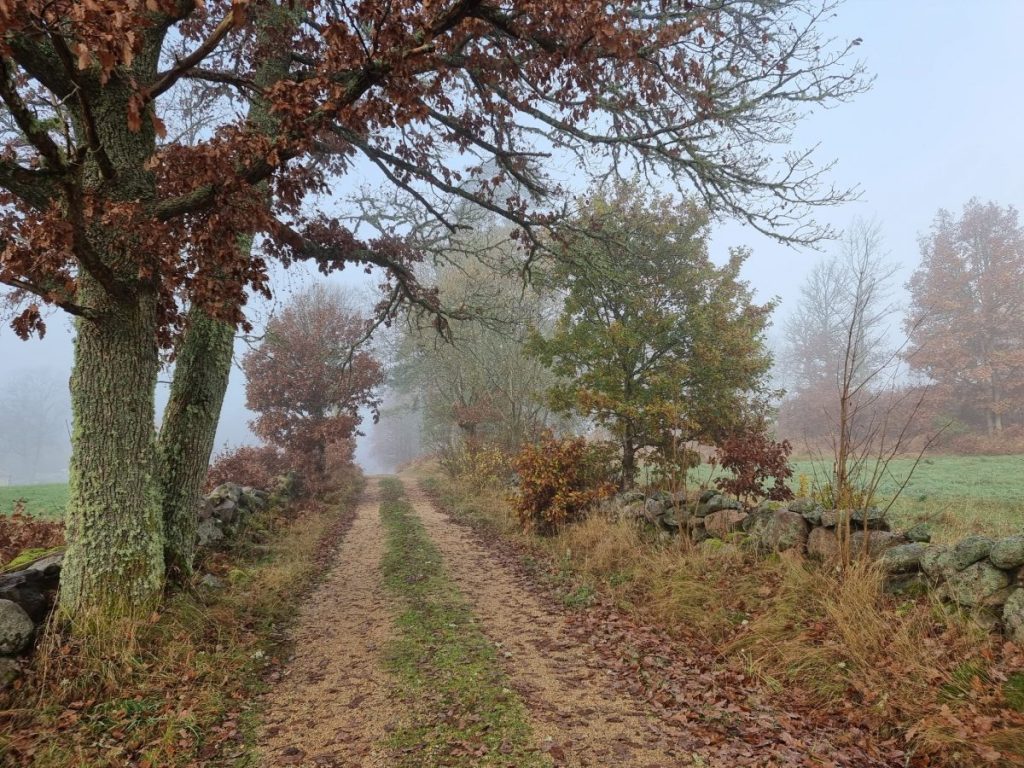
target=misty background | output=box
[1,1,1021,483]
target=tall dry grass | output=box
[2,471,363,767]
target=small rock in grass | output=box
[904,523,932,543]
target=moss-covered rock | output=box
[882,542,928,574]
[904,523,932,543]
[950,535,994,571]
[990,535,1024,570]
[1,547,63,573]
[946,561,1011,607]
[1003,589,1024,644]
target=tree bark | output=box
[157,305,235,581]
[621,429,637,490]
[60,277,164,621]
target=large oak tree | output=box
[0,0,865,624]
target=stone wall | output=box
[0,480,277,686]
[604,489,1024,643]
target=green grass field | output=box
[0,483,68,520]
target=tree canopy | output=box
[528,185,775,486]
[907,200,1024,436]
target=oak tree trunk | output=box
[158,306,235,581]
[60,277,164,620]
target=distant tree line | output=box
[779,200,1024,455]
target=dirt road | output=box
[257,477,895,767]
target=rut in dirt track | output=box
[402,481,690,768]
[258,482,395,768]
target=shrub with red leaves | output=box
[714,429,794,502]
[205,445,289,492]
[512,432,616,534]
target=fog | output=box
[1,1,1022,481]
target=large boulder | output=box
[881,542,929,574]
[0,599,34,654]
[807,526,840,562]
[746,509,809,553]
[1003,589,1024,644]
[920,546,958,583]
[849,530,903,560]
[946,561,1012,608]
[990,536,1024,570]
[950,536,994,571]
[704,509,748,539]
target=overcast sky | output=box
[2,0,1023,472]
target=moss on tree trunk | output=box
[158,306,235,581]
[59,277,164,621]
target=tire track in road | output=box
[258,480,396,768]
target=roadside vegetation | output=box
[424,470,1024,767]
[0,473,363,767]
[377,478,548,768]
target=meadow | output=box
[0,483,68,520]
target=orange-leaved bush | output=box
[511,432,616,534]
